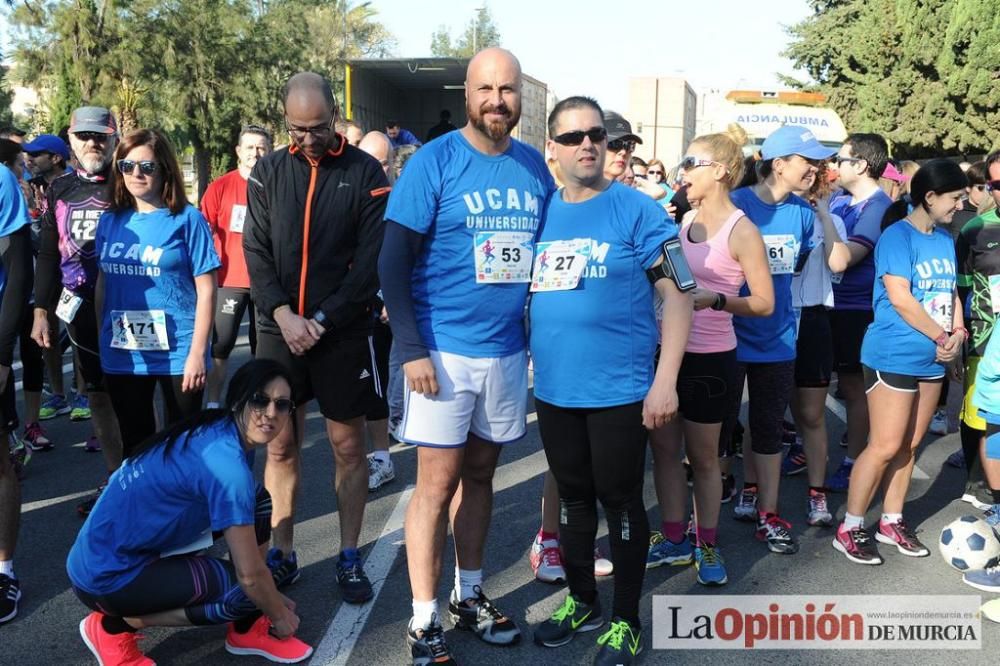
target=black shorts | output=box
[677,349,738,424]
[795,306,833,388]
[212,287,256,360]
[862,365,944,393]
[256,329,381,422]
[830,309,873,374]
[64,298,105,392]
[366,320,391,421]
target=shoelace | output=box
[740,489,757,505]
[698,545,721,566]
[809,492,829,513]
[885,520,920,545]
[111,631,147,662]
[847,527,874,548]
[649,532,665,546]
[339,560,365,582]
[598,621,630,650]
[540,545,562,568]
[422,623,450,658]
[764,516,793,537]
[470,586,506,622]
[551,595,578,623]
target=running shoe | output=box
[267,548,301,588]
[0,574,20,624]
[685,513,696,541]
[781,424,798,446]
[22,422,53,452]
[336,552,373,604]
[79,611,154,665]
[961,480,992,510]
[963,561,1000,593]
[755,514,799,554]
[594,618,642,666]
[530,532,566,584]
[84,436,101,453]
[534,593,604,647]
[387,415,402,441]
[832,526,882,564]
[694,544,728,586]
[367,454,395,492]
[807,488,834,527]
[70,393,92,421]
[407,615,456,666]
[825,458,854,492]
[732,485,758,522]
[946,449,966,468]
[720,473,737,504]
[781,442,807,476]
[594,547,613,577]
[645,532,693,569]
[8,434,30,481]
[448,585,521,645]
[984,507,1000,532]
[225,614,313,663]
[928,408,948,436]
[76,483,106,517]
[875,518,930,557]
[38,393,70,420]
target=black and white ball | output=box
[939,516,1000,571]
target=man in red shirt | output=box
[202,124,272,406]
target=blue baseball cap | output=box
[22,134,70,160]
[760,125,835,161]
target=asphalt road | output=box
[4,328,998,665]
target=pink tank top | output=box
[682,208,746,353]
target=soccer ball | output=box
[939,516,1000,571]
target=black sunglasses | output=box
[248,392,295,415]
[551,127,607,146]
[607,138,637,154]
[74,132,111,143]
[117,160,158,175]
[986,180,1000,193]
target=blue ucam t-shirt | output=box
[861,221,957,377]
[831,189,893,310]
[730,187,815,362]
[974,331,1000,421]
[0,165,31,296]
[97,204,220,375]
[66,419,256,595]
[385,130,554,358]
[530,182,676,408]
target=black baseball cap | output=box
[603,110,642,144]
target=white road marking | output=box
[22,488,94,514]
[311,486,414,666]
[825,393,847,423]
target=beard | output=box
[468,100,520,141]
[78,150,111,175]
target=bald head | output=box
[282,72,336,112]
[359,131,395,181]
[464,48,522,145]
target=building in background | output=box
[627,77,698,167]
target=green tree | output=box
[430,6,501,57]
[0,59,14,128]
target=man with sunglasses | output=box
[202,125,273,410]
[826,133,893,492]
[379,48,553,665]
[243,72,390,606]
[31,106,124,517]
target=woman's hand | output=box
[689,288,718,311]
[182,353,207,393]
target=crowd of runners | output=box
[0,46,998,666]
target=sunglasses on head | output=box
[607,138,637,154]
[117,159,158,175]
[248,392,295,415]
[986,180,1000,193]
[551,127,607,146]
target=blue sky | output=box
[369,0,815,109]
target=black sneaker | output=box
[594,618,642,666]
[448,585,521,645]
[337,555,373,604]
[76,484,106,517]
[407,615,456,666]
[0,574,21,624]
[720,474,737,504]
[534,593,604,648]
[266,548,301,588]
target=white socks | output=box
[455,567,483,602]
[0,560,13,578]
[881,513,902,525]
[371,450,390,465]
[411,599,438,629]
[842,512,864,531]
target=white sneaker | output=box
[929,409,948,436]
[594,546,614,577]
[367,455,395,491]
[529,533,566,583]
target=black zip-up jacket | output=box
[243,139,390,336]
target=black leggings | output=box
[722,361,795,456]
[18,304,44,393]
[536,399,649,627]
[73,486,272,625]
[212,287,256,359]
[105,374,203,458]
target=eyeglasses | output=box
[285,118,334,140]
[74,132,110,143]
[551,127,607,146]
[986,180,1000,193]
[248,393,295,415]
[833,156,863,166]
[647,169,664,176]
[607,138,637,154]
[679,156,725,171]
[117,160,158,175]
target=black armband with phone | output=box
[645,238,696,292]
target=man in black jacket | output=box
[243,72,390,604]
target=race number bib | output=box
[990,275,1000,314]
[922,292,953,331]
[55,288,83,324]
[109,310,170,351]
[229,204,247,233]
[474,231,534,283]
[830,271,844,285]
[530,239,592,292]
[763,234,797,275]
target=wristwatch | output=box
[710,293,727,311]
